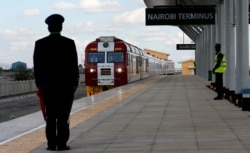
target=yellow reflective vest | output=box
[214,52,227,73]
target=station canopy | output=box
[143,0,222,41]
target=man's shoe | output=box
[57,146,70,151]
[214,97,223,100]
[46,147,56,151]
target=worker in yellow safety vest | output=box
[212,43,227,100]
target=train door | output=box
[135,56,142,79]
[127,53,130,80]
[139,56,143,79]
[146,58,149,73]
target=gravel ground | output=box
[0,83,86,123]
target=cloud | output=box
[54,2,77,9]
[22,8,40,16]
[113,8,145,25]
[79,0,122,12]
[67,21,124,37]
[136,27,171,42]
[136,27,192,47]
[0,28,39,50]
[0,28,39,39]
[10,40,32,50]
[134,0,146,6]
[0,28,42,67]
[0,29,17,36]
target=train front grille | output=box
[101,68,111,75]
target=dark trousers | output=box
[43,89,74,148]
[215,72,223,98]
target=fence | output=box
[0,80,36,97]
[0,74,84,98]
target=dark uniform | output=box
[33,14,79,151]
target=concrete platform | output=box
[2,75,250,153]
[34,75,250,153]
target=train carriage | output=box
[84,36,174,96]
[165,60,175,75]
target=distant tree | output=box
[14,70,34,81]
[0,67,3,75]
[16,64,26,71]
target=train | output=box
[84,36,175,96]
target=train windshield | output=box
[107,52,124,63]
[88,52,105,63]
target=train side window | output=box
[107,52,124,63]
[88,52,105,63]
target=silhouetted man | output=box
[33,14,79,151]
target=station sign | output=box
[176,44,196,50]
[146,6,215,25]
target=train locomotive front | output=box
[84,36,129,96]
[84,36,173,96]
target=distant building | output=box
[11,61,27,71]
[178,59,195,75]
[144,48,170,60]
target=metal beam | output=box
[178,26,196,41]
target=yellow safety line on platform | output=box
[0,76,161,153]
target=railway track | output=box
[0,83,86,123]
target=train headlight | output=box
[90,68,95,73]
[117,68,122,73]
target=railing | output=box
[0,74,84,98]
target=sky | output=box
[0,0,194,69]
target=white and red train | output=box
[84,36,174,96]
